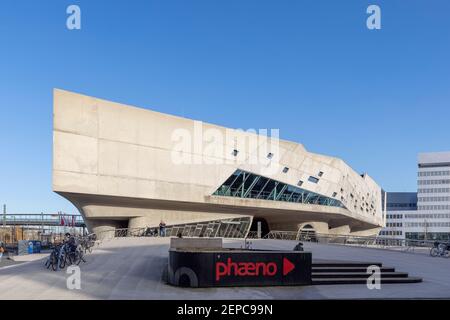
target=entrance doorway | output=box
[298,224,317,242]
[249,218,270,238]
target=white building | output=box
[379,192,416,240]
[380,152,450,241]
[415,152,450,241]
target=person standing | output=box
[159,220,166,237]
[0,245,4,262]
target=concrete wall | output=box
[53,89,385,235]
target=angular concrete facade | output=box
[53,89,385,236]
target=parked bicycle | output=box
[79,235,96,254]
[45,234,92,271]
[45,244,63,271]
[430,241,450,258]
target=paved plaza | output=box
[0,237,449,299]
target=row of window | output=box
[386,222,402,227]
[213,169,344,208]
[405,232,450,241]
[418,196,450,202]
[418,205,450,210]
[404,213,450,219]
[232,150,325,185]
[387,203,417,208]
[418,171,450,177]
[405,222,450,228]
[379,230,403,236]
[418,188,450,194]
[418,179,450,185]
[386,214,403,219]
[228,151,376,214]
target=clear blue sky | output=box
[1,0,449,214]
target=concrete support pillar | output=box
[85,219,123,240]
[128,216,148,229]
[328,225,351,235]
[298,222,329,234]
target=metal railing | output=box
[1,214,85,227]
[90,226,444,255]
[263,231,298,240]
[258,230,442,253]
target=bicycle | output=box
[430,242,450,258]
[45,244,62,271]
[45,237,87,271]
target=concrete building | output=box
[53,89,385,237]
[380,151,450,241]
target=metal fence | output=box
[92,226,442,255]
[257,230,440,253]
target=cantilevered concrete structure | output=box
[53,89,385,236]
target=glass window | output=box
[213,169,344,208]
[308,176,319,184]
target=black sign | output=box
[168,250,312,288]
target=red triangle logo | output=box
[283,257,295,276]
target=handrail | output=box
[90,226,446,254]
[261,230,444,252]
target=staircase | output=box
[311,260,422,285]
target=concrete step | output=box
[312,272,409,279]
[312,261,383,268]
[312,277,423,285]
[312,266,396,273]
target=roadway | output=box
[0,237,449,299]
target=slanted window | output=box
[318,171,324,177]
[308,176,319,184]
[282,167,289,173]
[332,192,337,197]
[297,180,304,187]
[232,149,239,156]
[267,153,274,159]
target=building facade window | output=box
[418,179,450,185]
[308,176,319,184]
[213,169,345,208]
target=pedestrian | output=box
[293,242,304,251]
[0,245,4,262]
[159,220,167,237]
